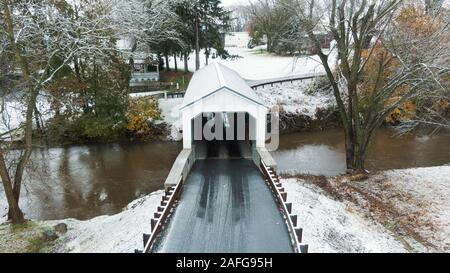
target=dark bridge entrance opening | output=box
[192,112,256,159]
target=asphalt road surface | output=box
[153,159,293,253]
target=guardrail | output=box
[249,73,326,90]
[129,90,185,99]
[136,176,184,253]
[135,160,307,253]
[260,160,308,253]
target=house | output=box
[116,37,160,89]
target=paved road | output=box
[153,159,293,253]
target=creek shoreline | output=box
[1,165,448,253]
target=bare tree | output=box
[290,0,449,172]
[0,0,178,223]
[247,0,294,52]
[393,2,450,132]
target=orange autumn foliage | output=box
[396,5,440,38]
[127,98,161,135]
[360,42,416,124]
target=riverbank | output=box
[254,79,340,133]
[2,166,448,253]
[283,165,450,252]
[158,79,340,140]
[0,190,164,253]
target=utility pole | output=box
[195,11,200,71]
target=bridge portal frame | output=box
[179,63,268,150]
[181,88,268,149]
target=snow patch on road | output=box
[283,178,407,253]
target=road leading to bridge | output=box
[152,159,293,253]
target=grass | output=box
[0,221,56,253]
[26,233,54,253]
[159,70,193,91]
[9,221,37,233]
[249,48,268,55]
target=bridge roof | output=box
[180,63,265,110]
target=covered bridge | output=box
[180,62,268,150]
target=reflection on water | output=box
[1,142,182,221]
[273,128,450,176]
[1,128,449,221]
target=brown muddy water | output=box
[0,141,182,221]
[1,128,449,221]
[273,128,450,176]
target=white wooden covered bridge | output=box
[179,62,268,150]
[137,63,307,254]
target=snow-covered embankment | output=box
[3,166,447,253]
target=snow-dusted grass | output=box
[169,47,326,81]
[2,166,447,253]
[283,178,407,253]
[255,80,335,117]
[169,32,334,81]
[362,166,450,252]
[225,32,250,48]
[52,190,164,253]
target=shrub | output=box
[127,97,162,136]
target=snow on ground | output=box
[3,166,447,252]
[283,178,407,253]
[169,32,334,80]
[1,94,53,138]
[225,32,251,48]
[158,98,183,141]
[255,80,335,117]
[129,91,167,98]
[52,190,164,253]
[53,172,410,253]
[361,166,450,252]
[169,47,326,80]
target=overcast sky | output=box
[222,0,250,7]
[222,0,450,8]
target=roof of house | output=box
[180,63,266,110]
[116,36,136,51]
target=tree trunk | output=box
[184,53,189,72]
[205,49,209,65]
[174,53,178,72]
[195,14,200,71]
[164,53,170,72]
[343,126,355,171]
[0,149,24,224]
[3,0,39,222]
[267,35,272,53]
[34,107,41,133]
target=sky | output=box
[222,0,250,7]
[222,0,450,8]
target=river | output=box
[0,128,449,221]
